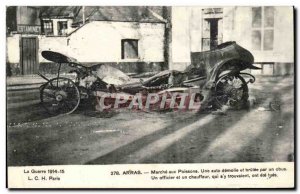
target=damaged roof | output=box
[39,6,81,18]
[39,6,166,23]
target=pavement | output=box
[6,74,75,91]
[6,75,294,166]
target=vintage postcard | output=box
[6,6,294,189]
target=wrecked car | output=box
[39,41,259,115]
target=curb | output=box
[7,84,42,92]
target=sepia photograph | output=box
[6,5,295,188]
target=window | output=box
[58,21,68,36]
[251,7,274,51]
[41,20,53,35]
[252,7,262,28]
[251,30,261,50]
[121,39,139,59]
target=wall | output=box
[171,7,191,71]
[38,36,68,62]
[228,6,294,75]
[68,21,165,63]
[6,35,69,64]
[7,21,165,63]
[272,7,294,63]
[227,6,294,63]
[7,20,166,75]
[6,35,21,75]
[50,18,75,36]
[6,35,20,63]
[171,6,294,75]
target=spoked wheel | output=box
[40,77,80,115]
[213,74,249,109]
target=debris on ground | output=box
[247,96,257,108]
[257,107,267,111]
[269,100,281,111]
[211,105,229,115]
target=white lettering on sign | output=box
[17,25,41,34]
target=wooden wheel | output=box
[214,74,249,109]
[40,77,80,115]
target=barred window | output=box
[41,20,53,35]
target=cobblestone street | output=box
[7,76,294,166]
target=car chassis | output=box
[38,41,260,115]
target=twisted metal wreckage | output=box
[38,41,260,115]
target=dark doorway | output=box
[21,37,38,75]
[202,18,223,51]
[209,18,219,49]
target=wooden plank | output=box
[33,38,36,73]
[30,38,34,73]
[22,38,27,74]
